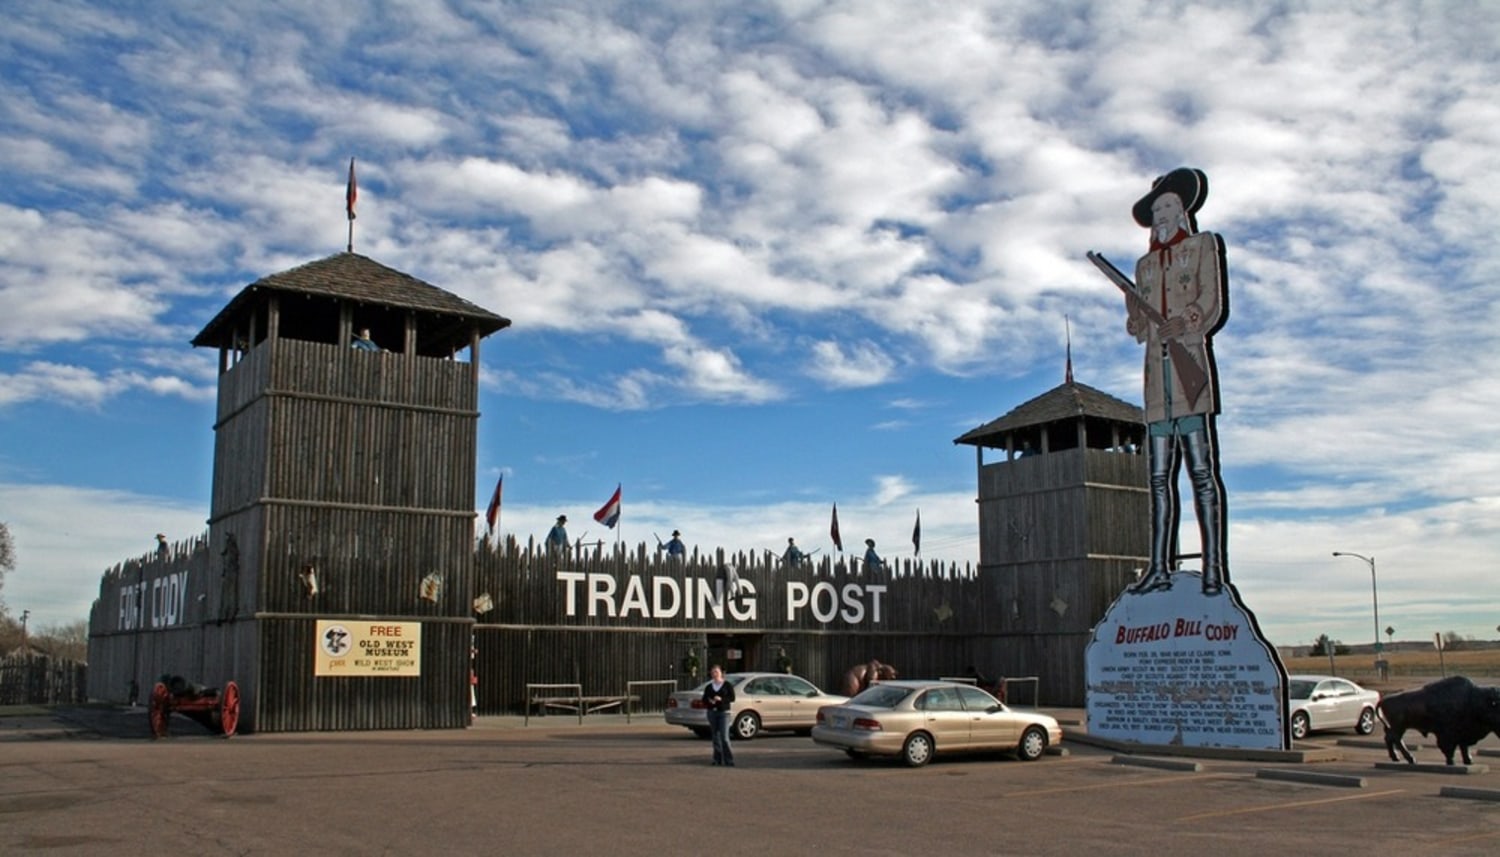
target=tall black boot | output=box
[1184,426,1227,595]
[1134,432,1181,593]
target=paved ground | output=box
[4,705,1500,856]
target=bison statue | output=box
[841,659,898,698]
[1377,675,1500,765]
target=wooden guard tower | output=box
[190,252,510,731]
[953,378,1147,706]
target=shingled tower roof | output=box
[954,380,1142,450]
[192,252,510,350]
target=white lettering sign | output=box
[117,570,190,630]
[553,571,884,626]
[785,581,886,623]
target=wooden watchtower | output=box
[953,378,1146,706]
[190,252,510,731]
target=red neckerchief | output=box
[1149,229,1190,315]
[1150,228,1190,254]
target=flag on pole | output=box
[594,484,622,529]
[830,503,843,552]
[912,509,921,557]
[346,158,358,221]
[484,474,503,536]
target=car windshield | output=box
[849,684,913,709]
[1288,680,1316,699]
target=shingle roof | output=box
[953,380,1142,447]
[192,252,510,347]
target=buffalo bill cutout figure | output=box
[1090,168,1230,596]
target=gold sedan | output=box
[811,680,1061,766]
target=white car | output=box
[1287,674,1380,740]
[664,672,847,740]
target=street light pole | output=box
[1332,551,1380,659]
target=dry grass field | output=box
[1280,646,1500,691]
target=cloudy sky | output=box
[2,1,1496,649]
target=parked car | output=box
[811,679,1061,767]
[664,672,848,740]
[1287,674,1380,740]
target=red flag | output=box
[346,158,358,221]
[830,503,843,552]
[593,484,622,529]
[484,474,503,536]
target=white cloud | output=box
[807,340,896,388]
[0,362,211,408]
[0,482,207,628]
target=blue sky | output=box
[2,1,1497,650]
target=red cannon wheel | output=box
[148,682,172,739]
[217,681,241,737]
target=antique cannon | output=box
[148,674,241,738]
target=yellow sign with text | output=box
[315,620,422,677]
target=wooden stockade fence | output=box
[93,530,1089,722]
[0,652,87,706]
[471,537,988,715]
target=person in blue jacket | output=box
[546,515,569,555]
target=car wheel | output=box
[1356,707,1376,735]
[1017,725,1047,761]
[902,732,934,767]
[1290,711,1310,741]
[733,711,761,740]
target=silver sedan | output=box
[664,672,848,740]
[1287,674,1381,740]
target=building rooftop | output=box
[192,252,511,350]
[954,380,1142,449]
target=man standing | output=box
[546,515,569,556]
[1122,168,1230,595]
[781,537,804,567]
[664,530,686,559]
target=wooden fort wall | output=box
[972,446,1147,706]
[471,542,982,712]
[88,534,1003,728]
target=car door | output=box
[1306,679,1343,730]
[1322,679,1360,729]
[740,676,788,728]
[917,687,970,750]
[958,685,1016,749]
[781,675,823,729]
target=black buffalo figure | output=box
[1377,675,1500,765]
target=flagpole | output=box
[345,157,358,253]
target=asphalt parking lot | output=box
[4,706,1499,856]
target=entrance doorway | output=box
[706,634,760,673]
